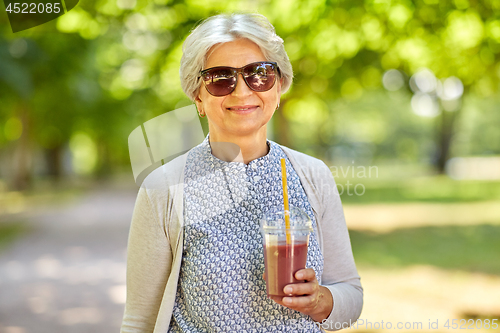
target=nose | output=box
[231,73,252,97]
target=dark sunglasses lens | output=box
[203,68,236,96]
[243,63,276,91]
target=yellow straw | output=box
[280,158,291,244]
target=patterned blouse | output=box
[168,136,324,332]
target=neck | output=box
[208,129,269,164]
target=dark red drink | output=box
[263,241,308,298]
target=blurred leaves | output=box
[1,0,500,188]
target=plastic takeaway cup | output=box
[260,206,313,300]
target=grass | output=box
[0,222,30,252]
[350,224,500,275]
[337,176,500,204]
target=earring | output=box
[276,103,280,110]
[195,101,205,118]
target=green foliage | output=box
[1,0,500,185]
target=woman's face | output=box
[195,38,282,141]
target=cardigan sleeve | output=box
[279,145,363,331]
[316,162,363,331]
[120,186,173,333]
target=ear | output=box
[276,77,283,97]
[194,93,203,112]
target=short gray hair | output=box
[180,13,293,101]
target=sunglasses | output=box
[199,61,280,97]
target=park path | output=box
[3,183,499,333]
[0,186,138,333]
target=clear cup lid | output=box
[260,206,313,232]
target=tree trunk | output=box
[95,140,111,179]
[12,104,33,190]
[45,145,63,180]
[435,108,459,174]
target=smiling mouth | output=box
[227,106,258,111]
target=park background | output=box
[1,0,500,332]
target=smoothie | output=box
[263,241,308,298]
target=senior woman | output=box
[121,13,362,333]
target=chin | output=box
[229,124,265,137]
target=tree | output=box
[1,0,499,188]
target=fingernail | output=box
[284,286,292,294]
[283,297,291,304]
[296,273,302,279]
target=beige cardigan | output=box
[121,145,363,332]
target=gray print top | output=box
[168,136,324,333]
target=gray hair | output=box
[180,13,293,101]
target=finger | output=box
[294,268,316,281]
[283,281,318,296]
[271,299,286,308]
[282,294,316,309]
